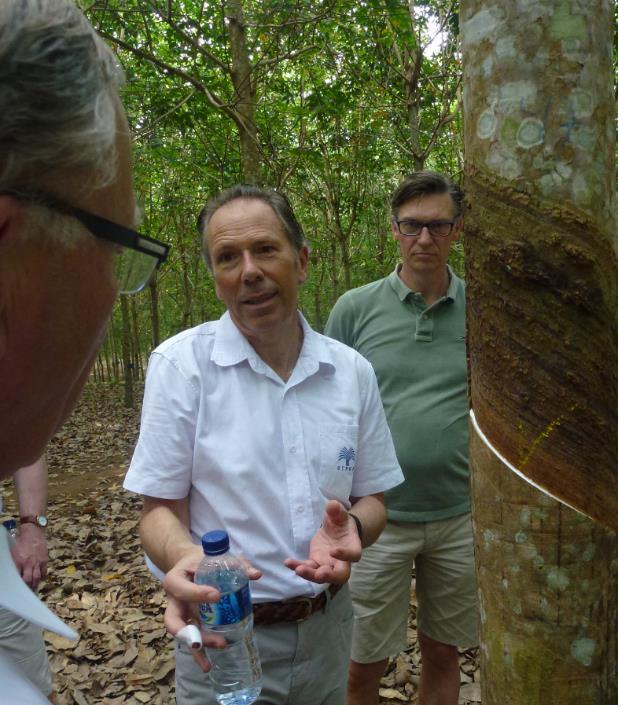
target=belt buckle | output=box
[292,596,315,622]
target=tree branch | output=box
[98,30,236,121]
[145,0,231,73]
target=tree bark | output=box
[471,429,617,705]
[461,0,617,529]
[226,0,261,184]
[120,295,134,409]
[461,1,617,703]
[149,277,161,350]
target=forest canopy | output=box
[82,0,464,383]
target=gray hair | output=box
[197,184,307,269]
[0,0,124,192]
[391,171,463,220]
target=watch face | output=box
[36,515,48,528]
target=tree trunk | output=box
[130,297,143,381]
[149,278,161,350]
[403,1,424,170]
[120,295,134,409]
[461,0,617,703]
[470,429,617,705]
[226,0,260,184]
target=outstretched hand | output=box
[284,500,362,584]
[163,548,262,672]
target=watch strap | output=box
[20,515,48,528]
[348,512,364,544]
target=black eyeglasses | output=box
[394,219,456,239]
[2,188,170,294]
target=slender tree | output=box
[120,295,134,408]
[461,1,617,703]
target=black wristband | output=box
[348,512,364,543]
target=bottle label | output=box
[199,583,252,626]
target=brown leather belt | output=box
[253,583,343,626]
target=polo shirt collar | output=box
[211,310,335,381]
[388,264,461,304]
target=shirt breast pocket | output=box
[318,424,359,501]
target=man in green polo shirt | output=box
[325,171,477,705]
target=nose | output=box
[417,225,433,244]
[240,251,263,282]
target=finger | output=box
[164,597,199,636]
[163,573,220,604]
[192,648,212,673]
[31,565,42,591]
[293,566,319,581]
[330,545,361,562]
[175,624,203,650]
[21,564,34,589]
[324,499,347,526]
[284,558,319,571]
[326,563,351,584]
[238,558,262,581]
[202,632,227,650]
[292,564,331,583]
[312,565,336,582]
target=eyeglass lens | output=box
[398,220,452,237]
[114,248,160,294]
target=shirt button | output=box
[421,314,428,320]
[289,447,297,454]
[296,506,304,513]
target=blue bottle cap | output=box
[2,519,16,531]
[201,530,230,555]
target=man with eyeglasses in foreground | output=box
[326,172,478,705]
[0,1,168,702]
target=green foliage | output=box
[83,0,464,359]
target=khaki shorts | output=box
[350,513,478,663]
[0,607,53,696]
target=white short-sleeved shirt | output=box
[124,312,403,602]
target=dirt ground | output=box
[1,381,480,704]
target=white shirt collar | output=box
[211,311,336,383]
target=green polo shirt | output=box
[325,267,470,522]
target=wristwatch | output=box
[348,512,364,543]
[20,514,48,529]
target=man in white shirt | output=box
[0,2,169,702]
[124,185,404,705]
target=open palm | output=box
[284,500,362,584]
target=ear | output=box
[391,218,399,240]
[451,217,463,242]
[297,245,309,285]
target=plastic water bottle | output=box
[195,530,262,705]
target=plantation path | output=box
[1,381,479,704]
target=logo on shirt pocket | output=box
[318,424,359,499]
[337,447,356,472]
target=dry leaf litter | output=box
[1,381,480,704]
